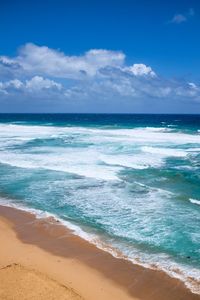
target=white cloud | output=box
[0,43,200,110]
[169,8,194,24]
[0,43,156,82]
[0,56,17,66]
[0,76,62,95]
[85,49,125,69]
[175,82,200,98]
[1,43,125,79]
[25,76,62,91]
[170,14,187,24]
[188,82,198,90]
[124,63,156,77]
[0,79,23,89]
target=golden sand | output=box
[0,264,82,300]
[0,205,199,300]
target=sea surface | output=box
[0,114,199,293]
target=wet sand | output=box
[0,205,199,300]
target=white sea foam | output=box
[186,148,200,152]
[0,150,121,181]
[0,198,199,295]
[0,198,98,243]
[1,124,200,145]
[0,123,200,181]
[0,123,200,294]
[100,153,163,169]
[167,124,177,127]
[189,198,200,206]
[142,146,187,157]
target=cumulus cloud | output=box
[124,64,156,77]
[0,76,62,95]
[0,79,23,90]
[0,43,200,112]
[1,43,125,79]
[0,56,20,68]
[25,76,62,91]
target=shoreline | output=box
[1,201,199,294]
[0,205,199,300]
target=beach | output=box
[0,205,199,300]
[0,114,200,299]
[1,0,200,297]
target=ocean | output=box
[0,113,199,293]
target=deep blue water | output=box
[0,113,200,130]
[0,114,199,293]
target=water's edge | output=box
[0,200,199,295]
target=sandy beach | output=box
[0,205,199,300]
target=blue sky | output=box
[0,0,200,113]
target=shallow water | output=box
[0,114,199,293]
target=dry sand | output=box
[0,264,82,300]
[0,205,199,300]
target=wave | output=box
[141,146,187,157]
[0,122,200,295]
[186,148,200,153]
[189,198,200,206]
[0,123,199,181]
[0,144,182,180]
[1,124,200,145]
[0,150,121,181]
[100,153,163,169]
[0,198,199,295]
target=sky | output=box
[0,0,200,113]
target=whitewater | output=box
[0,114,199,294]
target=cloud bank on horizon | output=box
[0,43,200,113]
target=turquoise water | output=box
[0,114,199,293]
